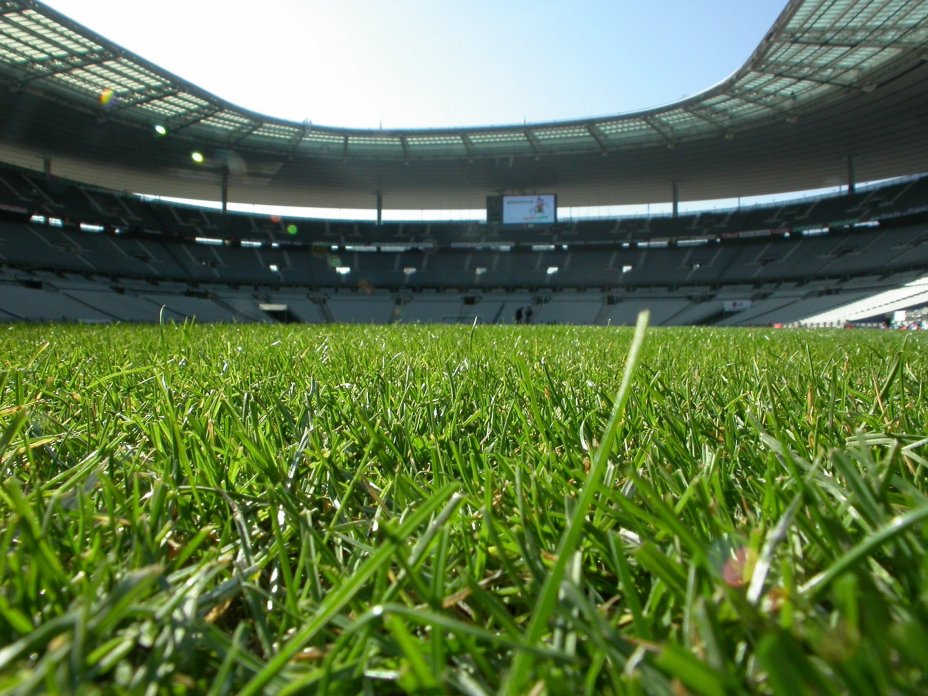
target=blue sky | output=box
[44,0,787,130]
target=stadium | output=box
[0,0,927,325]
[1,0,927,693]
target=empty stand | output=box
[1,162,927,325]
[0,282,114,322]
[326,294,395,324]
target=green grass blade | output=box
[502,310,650,694]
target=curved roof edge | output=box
[2,0,928,211]
[1,0,925,161]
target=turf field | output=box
[1,318,926,694]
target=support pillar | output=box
[376,190,383,225]
[220,166,229,216]
[672,180,680,219]
[847,155,856,196]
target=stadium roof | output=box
[1,0,927,210]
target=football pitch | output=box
[1,320,926,694]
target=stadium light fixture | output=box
[154,124,167,136]
[191,151,205,164]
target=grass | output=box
[0,320,926,694]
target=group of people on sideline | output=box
[514,306,534,324]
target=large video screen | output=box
[502,194,557,225]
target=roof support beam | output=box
[15,49,113,84]
[784,0,923,47]
[756,67,856,88]
[643,116,675,147]
[785,36,923,48]
[231,120,263,145]
[681,105,730,132]
[730,89,794,116]
[166,104,223,132]
[277,123,307,157]
[586,123,608,153]
[106,84,181,112]
[525,130,541,158]
[461,134,475,160]
[0,15,95,60]
[0,41,37,71]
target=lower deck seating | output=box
[0,273,922,327]
[0,283,114,322]
[326,295,396,324]
[1,210,926,326]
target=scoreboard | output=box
[486,194,557,225]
